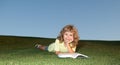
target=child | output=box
[35,25,80,55]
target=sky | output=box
[0,0,120,40]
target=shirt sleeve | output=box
[72,46,76,52]
[54,39,60,51]
[70,44,76,52]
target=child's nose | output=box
[67,36,71,39]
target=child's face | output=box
[63,31,74,44]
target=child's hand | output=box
[55,51,61,55]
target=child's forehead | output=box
[64,31,73,34]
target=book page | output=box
[58,53,89,58]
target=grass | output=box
[0,35,120,65]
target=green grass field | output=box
[0,35,120,65]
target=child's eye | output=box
[65,33,67,35]
[70,34,73,36]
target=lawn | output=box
[0,35,120,65]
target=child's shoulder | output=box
[55,39,63,44]
[55,39,60,43]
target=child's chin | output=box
[65,41,72,44]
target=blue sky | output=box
[0,0,120,40]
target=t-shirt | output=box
[48,39,76,52]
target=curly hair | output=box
[57,25,80,48]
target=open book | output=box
[58,53,89,59]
